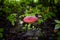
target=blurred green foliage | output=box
[55,20,60,29]
[0,33,3,38]
[57,32,60,40]
[0,28,3,38]
[3,0,57,26]
[7,13,17,25]
[0,28,3,32]
[0,0,60,39]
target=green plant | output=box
[7,13,17,25]
[3,0,56,31]
[55,20,60,30]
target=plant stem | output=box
[27,23,31,31]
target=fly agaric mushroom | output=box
[23,16,38,24]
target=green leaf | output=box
[38,19,43,24]
[22,27,26,29]
[33,0,38,3]
[55,24,60,27]
[7,14,16,25]
[55,20,60,23]
[43,14,48,20]
[54,0,58,4]
[55,24,60,30]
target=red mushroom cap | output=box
[23,16,38,23]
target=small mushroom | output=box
[23,16,38,31]
[23,16,38,24]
